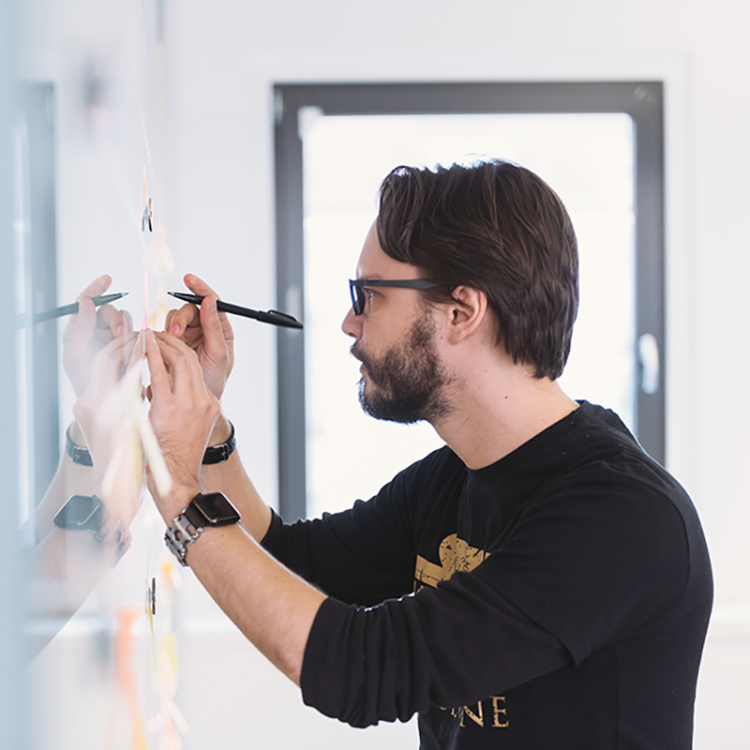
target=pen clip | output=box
[268,309,300,322]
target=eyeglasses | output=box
[348,278,446,316]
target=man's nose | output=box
[341,305,361,339]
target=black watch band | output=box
[202,422,236,464]
[66,421,236,467]
[65,425,93,466]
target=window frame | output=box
[274,81,664,521]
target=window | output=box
[274,82,664,520]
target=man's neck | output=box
[432,365,579,471]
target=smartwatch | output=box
[52,494,124,547]
[164,492,240,567]
[53,494,104,532]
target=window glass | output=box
[302,113,635,517]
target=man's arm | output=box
[27,329,139,658]
[172,507,323,684]
[163,275,273,540]
[32,275,133,537]
[143,331,576,718]
[30,424,95,540]
[145,329,322,683]
[199,413,272,541]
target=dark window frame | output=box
[274,81,664,521]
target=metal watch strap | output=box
[93,517,128,565]
[164,509,204,567]
[202,422,236,464]
[53,494,125,559]
[164,493,240,567]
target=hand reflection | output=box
[26,279,141,659]
[62,273,133,397]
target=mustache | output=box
[350,342,380,384]
[350,342,366,365]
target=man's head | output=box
[376,160,579,380]
[343,221,455,425]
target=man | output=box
[145,160,713,749]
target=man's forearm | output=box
[182,520,325,685]
[32,425,95,540]
[26,527,123,658]
[201,414,273,541]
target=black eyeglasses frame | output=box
[348,278,446,316]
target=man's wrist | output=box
[203,421,235,464]
[164,491,241,567]
[68,421,86,446]
[158,482,203,525]
[208,414,233,447]
[65,423,92,466]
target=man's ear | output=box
[443,286,488,343]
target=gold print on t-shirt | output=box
[442,696,509,730]
[418,537,507,730]
[413,533,489,591]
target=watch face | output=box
[193,493,240,526]
[53,495,103,530]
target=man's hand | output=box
[144,329,221,520]
[72,332,144,528]
[72,333,140,470]
[164,274,234,400]
[62,275,133,397]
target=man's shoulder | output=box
[387,444,464,492]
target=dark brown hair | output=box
[376,160,579,379]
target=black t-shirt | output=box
[262,402,713,749]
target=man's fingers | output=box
[144,329,173,396]
[62,296,98,355]
[76,274,112,302]
[125,331,144,373]
[198,295,232,355]
[91,334,130,383]
[167,274,225,339]
[166,303,200,338]
[97,303,131,338]
[151,331,207,391]
[184,273,221,300]
[147,330,204,397]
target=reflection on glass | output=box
[17,3,185,749]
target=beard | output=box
[351,314,453,424]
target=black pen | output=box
[18,292,129,327]
[168,292,303,330]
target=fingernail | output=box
[170,325,180,336]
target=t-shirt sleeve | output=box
[301,578,571,728]
[261,454,441,605]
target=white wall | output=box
[19,0,750,747]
